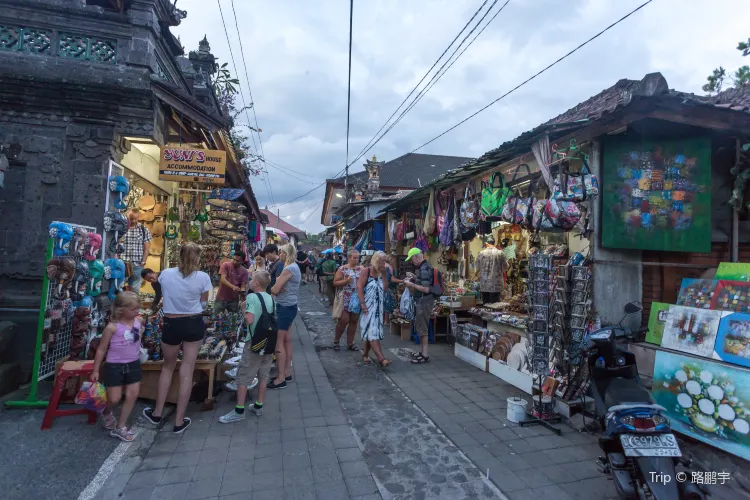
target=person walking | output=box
[214,251,248,312]
[267,243,301,390]
[121,208,152,295]
[143,242,211,434]
[383,255,402,325]
[402,248,440,364]
[358,251,391,367]
[321,252,338,305]
[333,249,361,352]
[296,246,310,284]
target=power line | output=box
[350,0,509,166]
[263,159,326,179]
[269,165,348,209]
[228,0,276,206]
[299,199,326,223]
[409,0,655,154]
[349,0,490,166]
[344,0,354,188]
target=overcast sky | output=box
[175,0,750,233]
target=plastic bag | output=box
[75,381,108,413]
[400,287,415,321]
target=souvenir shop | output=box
[17,143,264,410]
[383,138,598,420]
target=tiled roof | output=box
[330,153,474,189]
[261,209,306,236]
[706,83,750,111]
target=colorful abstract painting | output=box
[711,281,750,313]
[676,279,717,309]
[652,350,750,460]
[660,306,723,358]
[646,302,671,345]
[714,313,750,369]
[601,137,711,252]
[716,263,750,282]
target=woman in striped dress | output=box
[357,251,391,367]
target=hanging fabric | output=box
[424,189,436,235]
[531,134,553,191]
[439,190,455,246]
[434,190,445,235]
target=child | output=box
[91,291,142,441]
[219,270,276,423]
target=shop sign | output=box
[159,147,226,184]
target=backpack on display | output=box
[250,293,278,355]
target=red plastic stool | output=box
[41,360,98,430]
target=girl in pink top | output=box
[92,292,142,442]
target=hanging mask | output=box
[85,233,102,261]
[87,259,105,297]
[105,258,126,301]
[72,261,89,294]
[72,295,93,311]
[72,306,91,335]
[108,237,125,256]
[103,211,128,241]
[168,206,180,221]
[71,227,88,257]
[165,224,178,240]
[195,208,208,222]
[188,223,201,241]
[46,257,76,300]
[48,222,74,256]
[108,175,130,210]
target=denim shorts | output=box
[163,315,205,345]
[276,304,298,330]
[102,360,141,387]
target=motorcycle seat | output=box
[604,378,654,408]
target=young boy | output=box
[219,270,275,422]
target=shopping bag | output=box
[459,181,479,229]
[480,173,511,218]
[552,157,599,201]
[75,381,108,413]
[400,287,415,321]
[332,290,344,320]
[500,164,533,225]
[544,199,582,230]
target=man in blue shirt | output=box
[263,244,284,293]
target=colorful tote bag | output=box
[552,158,599,201]
[480,173,511,218]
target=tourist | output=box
[141,268,162,312]
[263,244,285,293]
[307,249,316,283]
[358,251,391,367]
[90,291,142,442]
[383,255,402,325]
[402,248,438,364]
[321,252,338,305]
[214,251,248,312]
[219,270,275,422]
[296,246,310,284]
[121,208,152,295]
[252,254,266,273]
[143,242,212,434]
[332,249,361,352]
[267,243,301,390]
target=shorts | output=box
[236,346,274,385]
[162,314,205,345]
[276,304,298,330]
[102,360,141,387]
[414,296,435,337]
[214,300,239,312]
[299,264,308,273]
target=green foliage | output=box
[702,67,726,95]
[734,66,750,86]
[704,37,750,96]
[738,38,750,56]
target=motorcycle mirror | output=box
[624,301,643,315]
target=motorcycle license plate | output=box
[620,433,681,457]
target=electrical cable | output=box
[349,0,490,166]
[269,165,348,209]
[299,198,326,223]
[263,159,326,179]
[344,0,354,185]
[408,0,655,154]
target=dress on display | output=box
[360,274,384,341]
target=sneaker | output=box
[142,407,162,425]
[219,409,246,423]
[110,426,135,442]
[247,378,259,391]
[225,367,238,378]
[225,381,238,391]
[266,380,287,390]
[250,405,264,416]
[173,417,191,435]
[225,355,242,366]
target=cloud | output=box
[176,0,750,233]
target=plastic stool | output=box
[41,360,98,430]
[410,319,435,344]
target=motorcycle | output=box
[583,301,704,500]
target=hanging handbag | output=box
[500,163,533,225]
[531,187,562,233]
[459,181,479,229]
[435,191,445,235]
[552,157,599,201]
[439,190,456,246]
[424,189,437,235]
[480,172,511,218]
[544,198,582,230]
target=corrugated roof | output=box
[261,209,306,236]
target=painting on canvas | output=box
[714,313,750,369]
[660,306,723,358]
[645,302,671,345]
[652,350,750,460]
[676,279,716,309]
[716,263,750,282]
[710,280,750,314]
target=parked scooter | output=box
[582,302,704,500]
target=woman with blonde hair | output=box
[142,242,212,434]
[357,251,391,367]
[267,243,301,390]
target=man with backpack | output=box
[403,248,443,364]
[219,270,277,423]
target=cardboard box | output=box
[400,322,412,341]
[461,295,476,308]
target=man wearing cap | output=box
[403,248,438,364]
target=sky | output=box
[174,0,750,234]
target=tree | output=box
[703,37,750,95]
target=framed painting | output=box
[714,313,750,369]
[601,136,711,252]
[676,279,716,309]
[645,302,670,345]
[652,350,750,460]
[660,306,723,358]
[710,280,750,313]
[716,263,750,282]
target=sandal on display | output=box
[411,354,430,364]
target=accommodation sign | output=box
[159,147,226,184]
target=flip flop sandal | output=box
[333,344,341,351]
[102,413,117,430]
[347,345,360,351]
[110,426,135,442]
[362,355,371,364]
[411,354,430,364]
[379,359,392,368]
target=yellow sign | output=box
[158,147,227,184]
